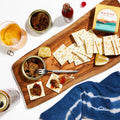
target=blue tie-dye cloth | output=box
[40,71,120,120]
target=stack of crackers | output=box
[53,29,120,66]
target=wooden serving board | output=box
[12,0,120,108]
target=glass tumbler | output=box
[0,21,27,56]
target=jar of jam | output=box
[62,3,74,22]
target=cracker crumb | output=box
[65,74,76,81]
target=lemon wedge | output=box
[38,47,51,58]
[95,54,109,66]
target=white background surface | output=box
[0,0,120,120]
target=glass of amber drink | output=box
[0,21,27,56]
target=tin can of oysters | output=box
[0,88,20,112]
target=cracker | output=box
[114,38,120,54]
[73,44,93,58]
[88,29,98,54]
[103,35,119,55]
[72,50,90,63]
[66,43,90,65]
[95,37,103,55]
[69,52,84,66]
[77,29,96,55]
[46,73,62,93]
[105,35,118,39]
[103,36,115,55]
[88,29,94,34]
[72,32,83,46]
[84,37,94,54]
[27,81,45,100]
[70,52,84,66]
[111,39,119,55]
[53,44,66,57]
[77,29,88,43]
[65,43,77,63]
[53,44,68,65]
[93,41,98,54]
[74,58,83,66]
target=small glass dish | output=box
[28,9,52,34]
[21,55,46,80]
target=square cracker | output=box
[88,29,98,54]
[103,35,116,55]
[93,40,98,54]
[72,50,90,63]
[77,29,87,43]
[46,73,62,93]
[79,29,96,55]
[74,58,83,66]
[72,29,87,46]
[72,32,83,46]
[65,44,84,65]
[114,38,120,54]
[95,37,103,55]
[27,81,45,100]
[71,52,84,66]
[73,44,93,58]
[84,37,94,54]
[65,43,77,63]
[53,44,68,65]
[111,39,119,55]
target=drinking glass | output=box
[0,21,27,56]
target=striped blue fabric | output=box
[40,71,120,120]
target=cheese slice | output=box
[95,54,109,66]
[38,47,51,58]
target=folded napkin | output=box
[40,71,120,120]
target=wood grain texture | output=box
[12,0,120,108]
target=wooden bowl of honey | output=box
[28,9,52,34]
